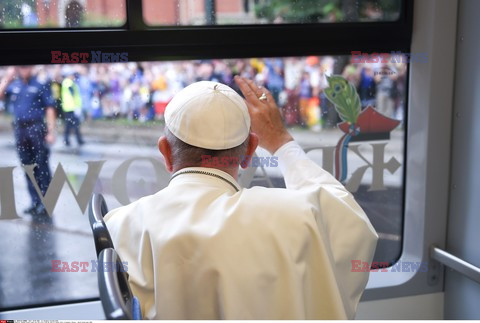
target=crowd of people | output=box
[0,56,407,131]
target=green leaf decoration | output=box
[324,75,361,125]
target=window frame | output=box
[361,0,457,301]
[0,0,413,66]
[0,0,432,309]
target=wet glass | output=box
[0,55,406,309]
[0,0,126,29]
[143,0,402,26]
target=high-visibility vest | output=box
[61,78,82,112]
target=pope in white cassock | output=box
[104,76,378,319]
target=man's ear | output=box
[158,136,173,173]
[240,132,259,169]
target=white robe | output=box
[104,141,378,319]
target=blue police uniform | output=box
[6,77,55,211]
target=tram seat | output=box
[88,194,143,319]
[88,193,115,256]
[98,247,142,320]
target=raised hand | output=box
[234,76,293,155]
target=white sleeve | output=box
[274,140,345,190]
[274,140,379,318]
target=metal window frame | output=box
[361,0,458,301]
[0,0,422,311]
[0,0,413,66]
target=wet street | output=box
[0,121,404,309]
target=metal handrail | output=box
[430,246,480,284]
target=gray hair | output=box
[164,127,249,169]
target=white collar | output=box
[169,167,241,192]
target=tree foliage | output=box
[255,0,341,23]
[254,0,401,23]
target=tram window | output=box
[0,0,126,29]
[0,56,406,309]
[143,0,402,26]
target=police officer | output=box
[0,66,56,218]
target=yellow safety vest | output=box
[61,78,82,112]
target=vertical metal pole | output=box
[126,0,145,30]
[175,0,180,24]
[243,0,249,13]
[205,0,216,25]
[342,0,358,22]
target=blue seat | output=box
[97,247,142,320]
[88,193,114,256]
